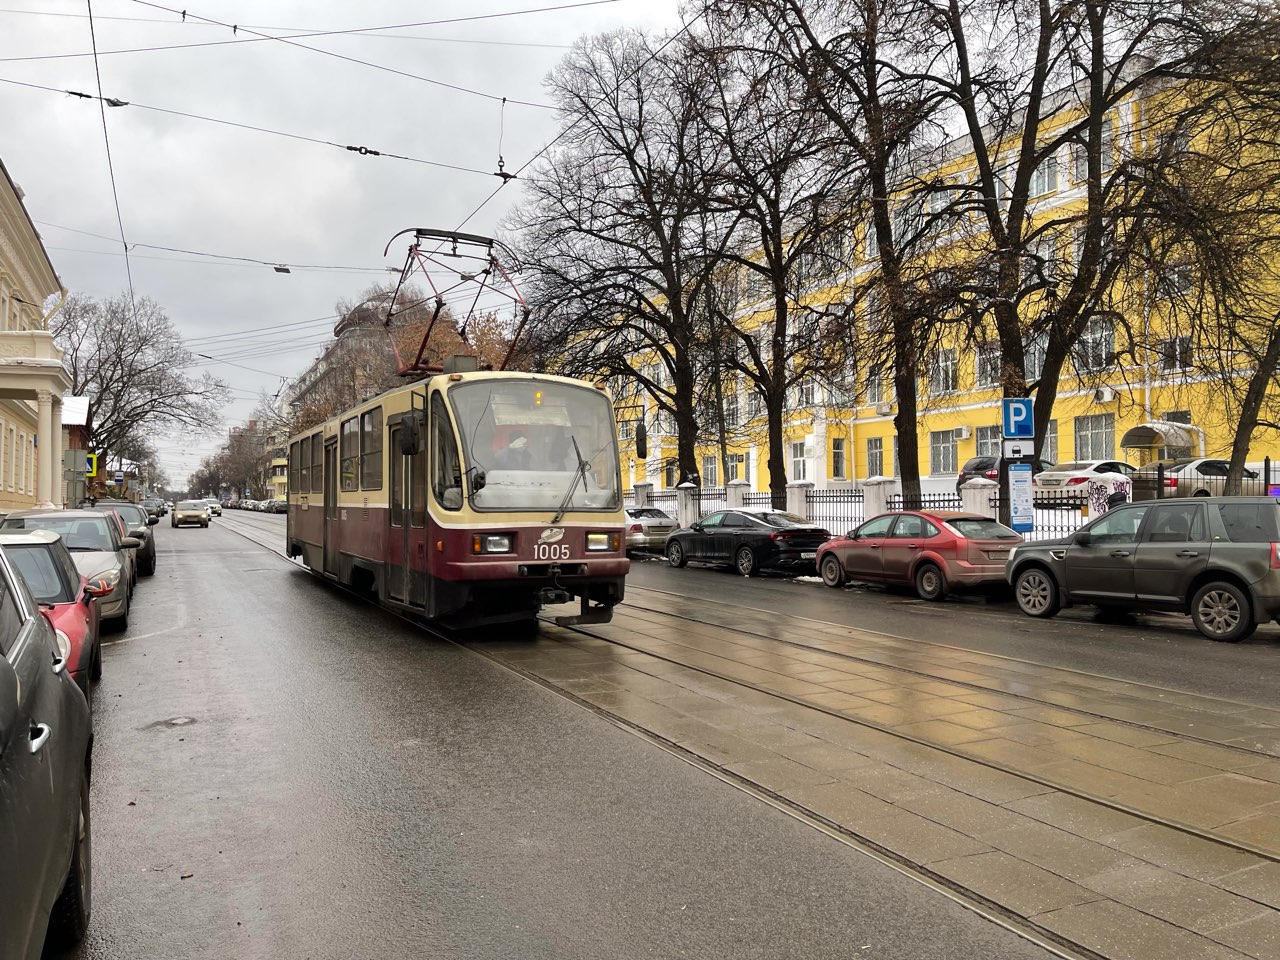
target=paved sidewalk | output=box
[484,592,1280,960]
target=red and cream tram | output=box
[286,364,628,628]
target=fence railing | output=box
[992,489,1086,541]
[805,488,865,531]
[696,486,728,515]
[887,493,963,511]
[744,491,777,508]
[650,489,679,512]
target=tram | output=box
[286,362,628,629]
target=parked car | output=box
[138,498,162,520]
[0,545,94,960]
[240,500,258,512]
[0,511,138,630]
[624,507,678,552]
[666,509,830,576]
[1130,458,1262,500]
[955,456,1055,493]
[1032,460,1136,496]
[203,498,222,517]
[1007,497,1280,642]
[172,500,210,528]
[88,501,157,576]
[0,530,106,701]
[270,499,288,514]
[95,509,138,591]
[818,510,1022,600]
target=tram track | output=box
[621,585,1280,764]
[221,514,1279,958]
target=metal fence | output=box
[991,489,1086,541]
[650,489,679,513]
[887,493,963,511]
[696,486,729,515]
[744,491,777,508]
[1133,458,1277,501]
[805,488,865,531]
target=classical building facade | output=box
[0,157,70,509]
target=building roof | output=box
[61,396,90,426]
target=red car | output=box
[0,530,108,700]
[816,510,1022,600]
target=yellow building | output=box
[0,157,72,509]
[615,84,1279,492]
[270,456,288,499]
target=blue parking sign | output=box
[1002,398,1035,439]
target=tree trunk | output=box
[894,355,921,507]
[1225,323,1280,495]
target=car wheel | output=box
[914,563,947,601]
[1191,582,1256,642]
[735,545,758,577]
[666,540,687,568]
[820,555,845,588]
[141,557,155,577]
[202,521,209,528]
[1193,490,1211,497]
[1014,567,1061,618]
[45,773,92,950]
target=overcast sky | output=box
[0,0,681,487]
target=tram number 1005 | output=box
[534,542,572,561]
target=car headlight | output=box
[54,628,70,662]
[471,533,514,554]
[586,532,621,551]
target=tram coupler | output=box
[554,596,614,627]
[539,587,572,606]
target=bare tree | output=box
[513,30,735,487]
[52,293,229,457]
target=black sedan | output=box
[0,543,93,959]
[666,508,831,576]
[88,501,158,576]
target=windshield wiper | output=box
[551,435,589,524]
[65,545,97,552]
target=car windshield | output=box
[178,501,205,510]
[754,512,810,528]
[450,379,621,513]
[1,516,114,552]
[96,503,145,525]
[4,544,74,603]
[627,508,671,520]
[943,518,1021,540]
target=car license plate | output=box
[988,551,1009,560]
[801,551,816,559]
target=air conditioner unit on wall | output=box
[954,425,972,440]
[875,402,892,416]
[1094,386,1116,403]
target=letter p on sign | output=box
[1002,398,1035,439]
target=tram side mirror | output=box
[400,412,425,456]
[635,421,648,460]
[471,470,486,492]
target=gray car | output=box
[624,507,678,552]
[1130,458,1262,500]
[1,512,139,630]
[0,545,94,959]
[1006,497,1280,642]
[88,501,157,577]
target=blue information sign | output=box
[1001,398,1035,439]
[1009,462,1034,533]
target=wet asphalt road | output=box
[627,554,1280,708]
[71,520,1055,960]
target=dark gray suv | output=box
[1006,497,1280,642]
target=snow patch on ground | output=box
[791,576,824,584]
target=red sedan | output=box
[816,510,1022,600]
[0,530,107,701]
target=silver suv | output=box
[1006,497,1280,642]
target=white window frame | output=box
[1075,317,1115,374]
[929,430,958,476]
[928,348,958,395]
[975,425,1001,458]
[1157,335,1193,372]
[976,345,1001,388]
[866,437,884,478]
[1074,413,1115,460]
[789,441,808,482]
[831,438,847,480]
[702,455,719,487]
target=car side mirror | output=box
[120,536,141,549]
[1073,530,1092,547]
[846,530,857,540]
[84,578,111,599]
[129,526,147,538]
[690,523,702,532]
[148,515,159,525]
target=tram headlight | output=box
[472,534,514,554]
[586,532,620,552]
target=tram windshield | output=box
[449,379,621,513]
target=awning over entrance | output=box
[1120,420,1206,455]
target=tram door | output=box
[387,426,408,602]
[323,438,339,576]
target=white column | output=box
[51,398,63,507]
[35,390,53,506]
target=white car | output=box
[203,498,222,517]
[1032,460,1136,502]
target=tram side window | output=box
[289,441,300,494]
[339,418,360,492]
[310,432,323,493]
[431,394,463,510]
[361,408,383,490]
[299,437,310,493]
